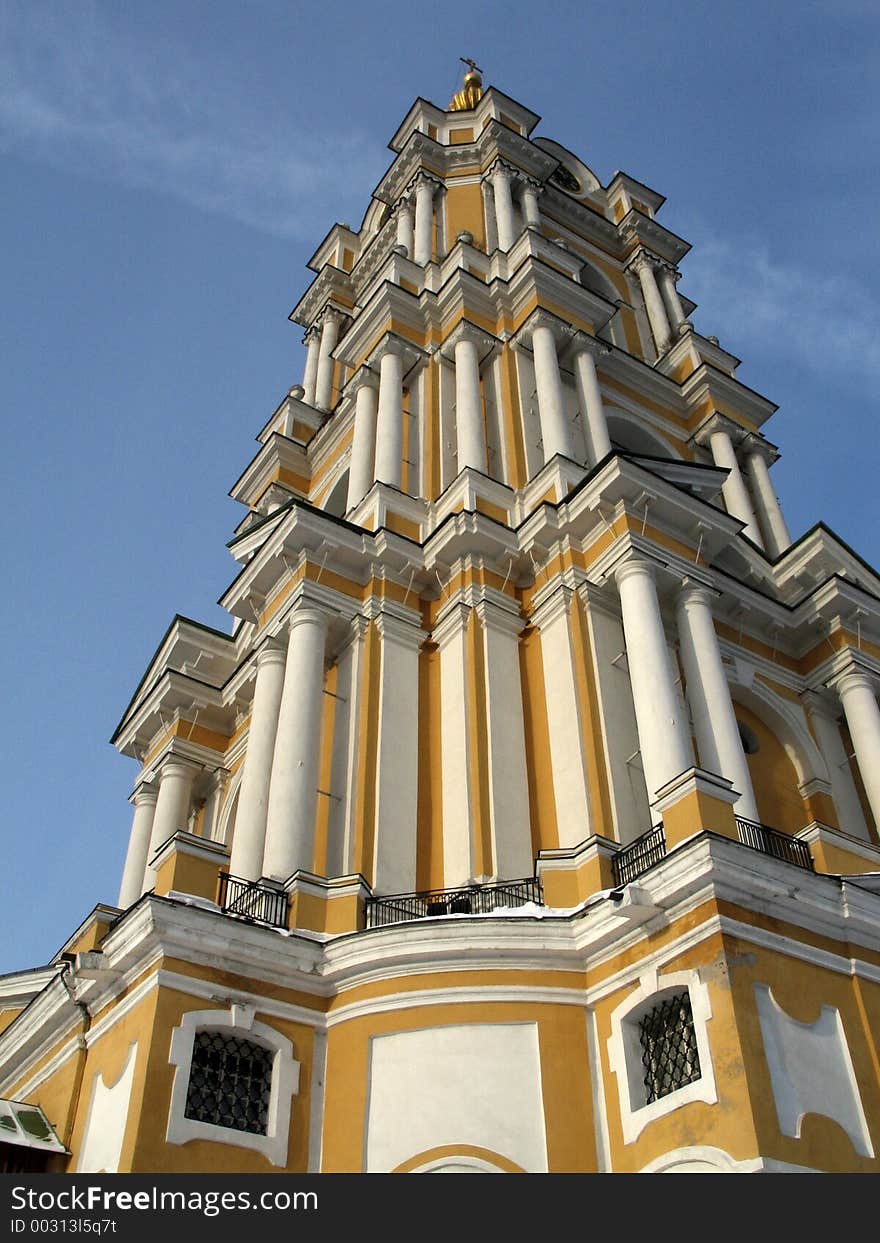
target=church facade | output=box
[3,69,880,1174]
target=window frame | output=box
[607,969,716,1144]
[166,1005,299,1167]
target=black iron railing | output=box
[611,824,667,888]
[735,818,814,872]
[217,872,289,929]
[365,877,543,929]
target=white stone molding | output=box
[833,667,880,832]
[754,983,873,1157]
[676,579,759,821]
[262,605,331,881]
[228,640,287,881]
[118,783,158,909]
[614,559,694,812]
[606,968,717,1145]
[166,1005,300,1168]
[76,1042,137,1173]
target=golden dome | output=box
[449,64,484,112]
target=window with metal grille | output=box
[183,1031,273,1135]
[638,991,701,1105]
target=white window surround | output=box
[166,1004,300,1168]
[606,968,717,1145]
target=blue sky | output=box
[2,0,878,975]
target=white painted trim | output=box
[156,969,324,1029]
[585,1007,611,1172]
[166,1006,300,1168]
[307,1029,327,1173]
[606,969,717,1145]
[639,1145,818,1174]
[6,1031,85,1101]
[327,985,587,1027]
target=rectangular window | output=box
[638,991,702,1104]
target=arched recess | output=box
[728,677,829,836]
[321,468,350,519]
[394,1144,526,1174]
[214,767,243,846]
[579,259,628,351]
[641,1145,749,1173]
[605,405,683,459]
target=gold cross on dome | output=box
[460,56,483,75]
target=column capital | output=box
[407,169,443,197]
[473,596,526,637]
[676,575,720,610]
[255,637,288,669]
[484,157,518,185]
[656,261,681,281]
[624,247,662,278]
[439,319,499,363]
[316,303,346,330]
[365,331,424,374]
[301,324,321,346]
[342,364,379,397]
[741,433,780,467]
[511,307,575,352]
[566,330,611,362]
[613,556,658,589]
[153,754,203,782]
[834,667,878,698]
[130,781,159,809]
[691,410,751,450]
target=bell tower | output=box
[3,68,880,1177]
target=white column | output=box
[228,642,287,881]
[532,320,574,462]
[745,450,791,557]
[536,588,594,846]
[118,784,158,908]
[631,253,672,355]
[314,311,340,412]
[262,607,329,881]
[371,614,421,893]
[657,266,688,335]
[143,758,198,891]
[302,327,321,406]
[572,341,612,464]
[347,374,379,509]
[521,183,542,230]
[836,670,880,832]
[708,427,764,547]
[492,164,517,251]
[374,346,404,488]
[454,334,487,473]
[396,198,414,259]
[803,693,869,841]
[413,177,435,266]
[615,560,694,811]
[437,604,475,885]
[675,582,759,821]
[478,602,533,877]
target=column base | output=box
[284,871,372,934]
[652,768,740,851]
[348,482,428,542]
[431,467,515,531]
[537,834,618,907]
[517,455,588,520]
[151,832,230,902]
[796,823,880,877]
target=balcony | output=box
[734,817,814,872]
[365,878,543,929]
[217,872,289,930]
[611,824,667,888]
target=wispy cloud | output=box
[0,4,387,239]
[684,232,880,379]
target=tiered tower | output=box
[3,70,880,1175]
